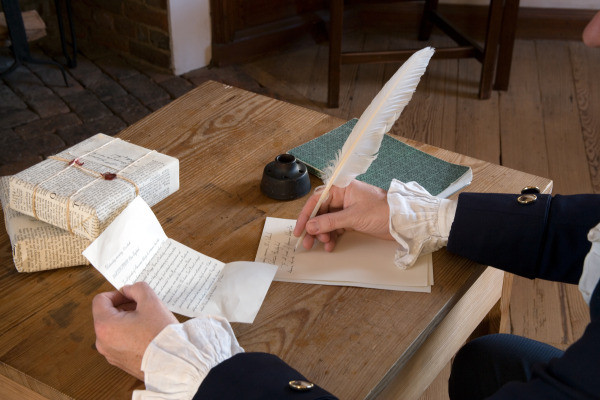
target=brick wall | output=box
[5,0,172,71]
[73,0,171,69]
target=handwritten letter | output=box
[84,197,277,323]
[256,217,433,292]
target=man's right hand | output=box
[293,180,394,251]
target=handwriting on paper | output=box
[255,217,433,292]
[84,197,277,323]
[256,222,296,273]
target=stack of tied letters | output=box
[1,133,179,272]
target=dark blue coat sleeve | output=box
[193,353,337,399]
[447,193,600,284]
[448,192,600,399]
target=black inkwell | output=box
[260,154,311,200]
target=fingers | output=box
[324,230,338,252]
[301,222,343,251]
[302,233,315,250]
[306,209,353,236]
[92,290,128,318]
[120,281,158,305]
[294,190,324,236]
[117,302,137,312]
[123,282,178,325]
[294,186,335,237]
[316,232,332,243]
[92,283,155,321]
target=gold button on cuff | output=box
[289,380,314,391]
[517,194,537,204]
[521,186,540,195]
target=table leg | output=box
[499,272,514,334]
[374,267,504,400]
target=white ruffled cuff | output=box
[387,179,457,269]
[132,316,244,400]
[579,223,600,305]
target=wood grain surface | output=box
[187,33,599,399]
[0,81,552,399]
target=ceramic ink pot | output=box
[260,154,311,200]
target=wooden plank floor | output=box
[186,30,600,399]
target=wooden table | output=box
[0,81,552,400]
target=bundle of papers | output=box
[9,133,179,240]
[1,133,179,272]
[0,177,90,272]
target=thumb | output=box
[306,208,354,235]
[120,281,157,304]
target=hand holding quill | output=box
[294,47,435,249]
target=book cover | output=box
[289,119,472,198]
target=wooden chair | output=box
[328,0,520,107]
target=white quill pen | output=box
[295,46,435,249]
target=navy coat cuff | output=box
[194,352,337,400]
[447,193,600,284]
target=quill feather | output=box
[295,47,435,249]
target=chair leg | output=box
[328,0,343,108]
[1,0,69,85]
[478,0,504,99]
[418,0,439,41]
[494,0,520,91]
[55,0,78,68]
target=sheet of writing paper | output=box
[84,197,277,323]
[202,261,279,323]
[83,196,167,289]
[136,239,224,317]
[256,217,432,292]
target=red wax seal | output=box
[69,158,84,166]
[102,173,117,180]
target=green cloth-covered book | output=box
[289,119,472,198]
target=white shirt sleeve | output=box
[132,315,243,400]
[387,179,457,269]
[388,179,600,301]
[580,222,600,305]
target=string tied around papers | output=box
[30,137,154,237]
[8,133,179,242]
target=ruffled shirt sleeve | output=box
[389,182,600,304]
[580,222,600,305]
[387,179,457,269]
[132,315,243,400]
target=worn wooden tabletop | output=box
[0,81,553,400]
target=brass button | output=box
[289,380,314,391]
[517,193,537,204]
[521,186,540,195]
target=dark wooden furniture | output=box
[328,0,520,107]
[54,0,77,68]
[0,0,68,83]
[210,0,328,66]
[0,0,76,81]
